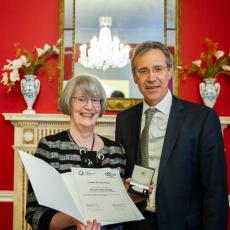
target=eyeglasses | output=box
[136,65,168,78]
[72,96,102,106]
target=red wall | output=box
[180,0,230,228]
[0,0,230,229]
[0,0,60,229]
[180,0,230,114]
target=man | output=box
[115,41,228,230]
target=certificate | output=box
[18,150,144,225]
[71,168,144,224]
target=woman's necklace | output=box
[68,131,98,167]
[68,130,95,151]
[68,131,104,167]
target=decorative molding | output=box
[0,190,14,202]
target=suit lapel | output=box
[130,103,143,164]
[157,97,186,186]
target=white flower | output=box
[1,72,9,85]
[43,44,51,52]
[3,57,30,71]
[19,55,30,67]
[36,44,51,57]
[214,50,224,59]
[192,59,201,67]
[10,58,24,70]
[1,39,60,92]
[52,45,59,54]
[36,48,45,57]
[222,65,230,71]
[3,60,12,70]
[9,69,20,82]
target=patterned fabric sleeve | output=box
[99,136,126,179]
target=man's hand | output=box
[124,178,153,203]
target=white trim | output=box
[2,113,115,122]
[0,190,14,202]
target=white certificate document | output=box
[71,168,144,225]
[18,150,144,225]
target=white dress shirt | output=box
[141,90,172,212]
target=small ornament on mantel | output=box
[20,75,40,114]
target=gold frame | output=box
[58,0,181,110]
[175,0,181,96]
[58,0,64,97]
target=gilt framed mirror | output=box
[58,0,180,110]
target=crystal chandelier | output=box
[78,16,131,71]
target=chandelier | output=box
[78,16,131,71]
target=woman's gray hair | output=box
[58,74,107,117]
[131,41,173,74]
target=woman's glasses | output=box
[72,96,102,106]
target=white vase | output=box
[20,75,40,114]
[199,78,220,108]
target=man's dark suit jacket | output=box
[115,96,228,230]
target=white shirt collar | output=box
[142,90,172,116]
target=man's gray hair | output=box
[131,41,173,74]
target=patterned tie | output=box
[140,108,156,167]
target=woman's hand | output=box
[49,212,101,230]
[85,220,101,230]
[75,219,100,230]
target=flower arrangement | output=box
[179,38,230,80]
[1,39,61,92]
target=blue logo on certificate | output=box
[105,171,116,177]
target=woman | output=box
[25,75,126,230]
